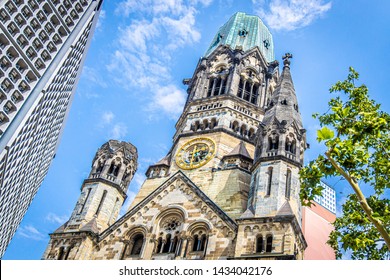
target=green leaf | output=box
[317,126,334,142]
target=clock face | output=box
[175,138,216,170]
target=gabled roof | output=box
[80,216,100,234]
[145,154,171,176]
[99,171,238,240]
[240,207,255,219]
[276,201,294,217]
[151,153,171,167]
[224,141,253,161]
[53,221,68,233]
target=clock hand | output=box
[190,145,198,167]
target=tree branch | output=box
[325,151,390,250]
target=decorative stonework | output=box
[43,13,309,261]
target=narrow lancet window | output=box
[131,234,144,256]
[285,170,291,199]
[267,167,273,196]
[266,236,273,252]
[256,235,264,253]
[78,188,91,214]
[95,190,107,215]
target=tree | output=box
[299,67,390,259]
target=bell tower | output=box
[130,12,280,220]
[43,140,138,260]
[234,54,307,260]
[66,140,138,232]
[43,12,312,261]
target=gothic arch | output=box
[214,63,228,72]
[150,205,187,232]
[268,132,279,150]
[265,234,273,253]
[152,207,186,255]
[187,221,211,255]
[256,234,264,253]
[121,225,148,259]
[285,133,297,154]
[244,66,259,76]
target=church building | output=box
[43,12,308,260]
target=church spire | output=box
[254,53,306,167]
[236,54,307,259]
[263,53,302,130]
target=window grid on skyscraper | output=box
[0,0,103,258]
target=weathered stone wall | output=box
[235,221,304,260]
[67,182,124,232]
[94,176,236,260]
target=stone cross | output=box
[282,53,293,67]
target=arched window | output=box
[108,162,115,174]
[57,246,71,260]
[130,233,144,256]
[285,137,296,154]
[96,161,104,173]
[171,236,178,253]
[189,224,209,254]
[220,78,226,95]
[237,78,244,98]
[156,237,163,254]
[57,247,65,260]
[156,211,184,255]
[214,78,221,96]
[194,120,200,131]
[285,170,292,199]
[192,235,199,251]
[210,118,217,129]
[240,124,247,137]
[291,140,296,154]
[200,234,207,251]
[268,135,279,150]
[244,82,251,101]
[162,233,171,253]
[78,188,91,214]
[95,190,107,215]
[113,164,121,176]
[202,119,209,130]
[207,79,213,97]
[231,121,239,132]
[256,236,264,253]
[248,128,255,139]
[251,84,259,104]
[267,167,273,196]
[266,235,273,252]
[192,233,207,251]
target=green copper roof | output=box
[204,12,274,62]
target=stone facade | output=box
[43,12,308,260]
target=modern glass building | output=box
[0,0,103,258]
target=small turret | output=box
[43,140,138,260]
[63,140,138,233]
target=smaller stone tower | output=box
[234,54,307,260]
[43,140,138,260]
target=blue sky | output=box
[3,0,390,259]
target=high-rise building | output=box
[43,12,310,260]
[303,181,336,259]
[0,0,103,258]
